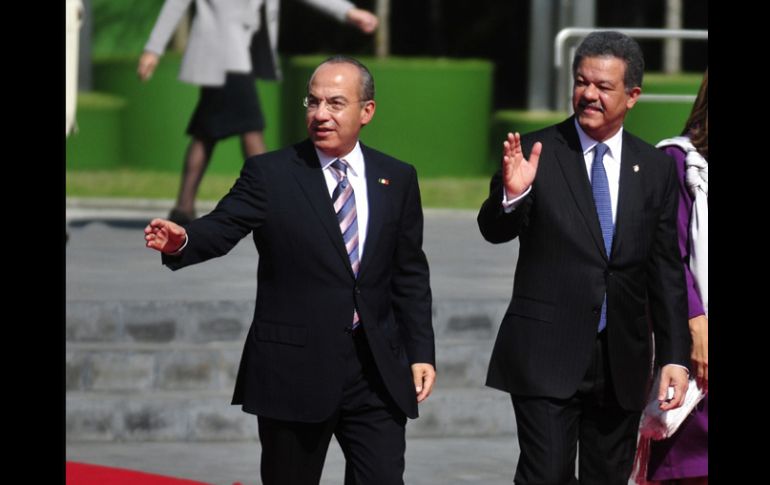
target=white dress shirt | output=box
[574,120,623,224]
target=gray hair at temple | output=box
[572,31,645,92]
[309,55,375,102]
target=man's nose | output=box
[313,103,333,120]
[583,84,599,100]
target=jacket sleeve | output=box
[163,156,268,270]
[477,168,532,244]
[664,145,706,319]
[144,0,194,55]
[296,0,355,23]
[647,155,692,369]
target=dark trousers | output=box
[257,329,407,485]
[511,333,642,485]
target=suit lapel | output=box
[553,119,608,259]
[612,132,643,258]
[288,140,355,277]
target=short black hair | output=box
[572,31,645,91]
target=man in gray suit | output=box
[137,0,378,225]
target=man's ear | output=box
[360,100,376,126]
[625,86,642,109]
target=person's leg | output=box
[335,330,407,485]
[337,400,406,485]
[170,136,216,223]
[257,414,337,485]
[511,395,581,484]
[578,333,642,485]
[578,397,641,484]
[240,130,266,158]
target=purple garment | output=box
[647,144,708,480]
[667,145,706,318]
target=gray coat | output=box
[144,0,355,86]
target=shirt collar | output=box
[315,141,364,178]
[574,118,623,160]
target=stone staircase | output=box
[66,298,516,442]
[66,208,520,442]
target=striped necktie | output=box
[330,159,361,329]
[591,142,613,333]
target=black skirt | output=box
[186,71,265,140]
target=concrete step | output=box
[67,339,497,393]
[66,301,254,344]
[66,390,257,442]
[66,297,507,392]
[66,343,243,394]
[66,388,517,442]
[66,298,510,344]
[66,208,520,443]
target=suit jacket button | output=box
[354,286,361,295]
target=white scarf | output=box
[656,136,708,316]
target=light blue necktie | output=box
[591,143,613,332]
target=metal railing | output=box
[554,27,708,112]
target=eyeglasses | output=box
[302,96,369,113]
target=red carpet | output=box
[66,462,215,485]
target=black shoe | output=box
[168,208,195,225]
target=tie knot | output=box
[330,159,349,179]
[594,143,609,162]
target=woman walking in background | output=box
[137,0,377,224]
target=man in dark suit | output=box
[477,32,691,484]
[144,56,435,485]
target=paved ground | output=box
[65,199,639,484]
[66,436,520,485]
[66,198,519,304]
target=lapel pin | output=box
[378,178,390,186]
[633,164,640,173]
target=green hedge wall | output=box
[90,55,282,174]
[82,55,493,178]
[69,55,700,179]
[281,56,493,177]
[623,73,703,145]
[66,92,126,170]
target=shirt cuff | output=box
[169,234,189,256]
[502,186,532,213]
[664,363,690,376]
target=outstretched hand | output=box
[144,218,187,254]
[346,8,379,33]
[502,132,541,199]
